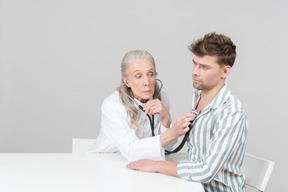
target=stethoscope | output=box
[120,79,199,155]
[120,79,163,137]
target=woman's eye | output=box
[136,74,141,79]
[148,72,154,77]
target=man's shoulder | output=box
[224,91,247,116]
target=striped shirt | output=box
[177,83,248,192]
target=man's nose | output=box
[193,65,200,76]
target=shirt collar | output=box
[192,82,231,110]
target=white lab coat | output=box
[88,90,175,161]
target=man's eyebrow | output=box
[192,59,209,66]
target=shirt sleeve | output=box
[177,107,247,182]
[101,96,165,162]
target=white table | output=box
[0,153,204,192]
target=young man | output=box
[127,32,248,192]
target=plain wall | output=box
[1,0,287,191]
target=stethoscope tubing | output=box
[139,105,155,136]
[120,79,163,137]
[120,79,199,155]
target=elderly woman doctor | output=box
[89,50,195,162]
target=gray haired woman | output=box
[89,50,195,161]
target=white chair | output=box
[72,138,95,154]
[242,153,275,192]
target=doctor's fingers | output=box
[144,103,164,115]
[150,104,165,115]
[144,99,161,110]
[174,117,192,128]
[176,114,196,123]
[175,121,191,136]
[183,113,197,122]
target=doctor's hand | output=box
[160,113,196,148]
[173,113,197,136]
[143,99,170,127]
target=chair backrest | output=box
[242,153,275,192]
[72,138,95,154]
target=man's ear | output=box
[221,65,231,78]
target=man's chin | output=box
[193,83,203,90]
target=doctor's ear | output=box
[125,81,131,88]
[122,78,130,87]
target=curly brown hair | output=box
[188,32,236,67]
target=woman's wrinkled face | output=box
[123,58,157,103]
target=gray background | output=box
[0,0,287,191]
